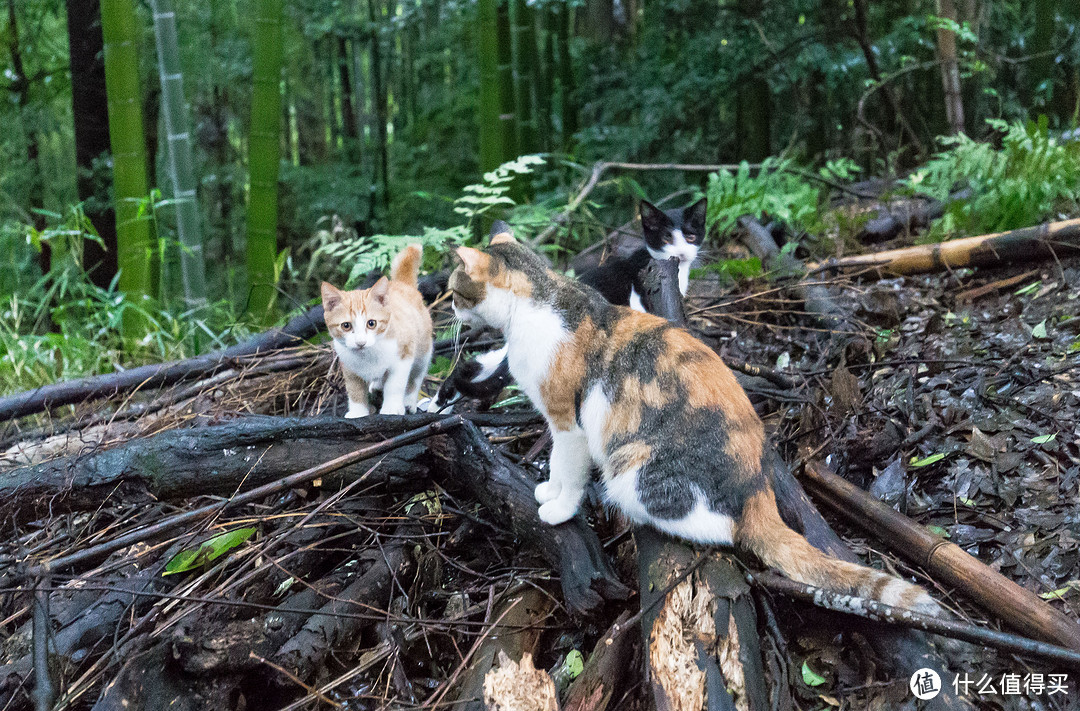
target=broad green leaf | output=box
[802,661,827,687]
[1031,320,1048,339]
[164,527,257,576]
[1031,433,1056,444]
[563,650,584,680]
[926,525,950,538]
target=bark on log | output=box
[442,422,630,616]
[562,611,636,711]
[451,587,556,710]
[801,457,1080,651]
[636,528,769,711]
[811,217,1080,276]
[737,216,780,260]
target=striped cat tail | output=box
[391,243,423,287]
[736,488,943,617]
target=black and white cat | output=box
[426,198,706,411]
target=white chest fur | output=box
[333,337,399,385]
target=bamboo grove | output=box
[1,0,1077,328]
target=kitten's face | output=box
[321,278,392,350]
[640,198,707,265]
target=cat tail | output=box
[736,488,943,617]
[391,243,423,287]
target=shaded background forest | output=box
[1,0,1078,388]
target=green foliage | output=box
[164,527,257,575]
[691,257,763,283]
[706,159,824,236]
[0,209,259,397]
[906,118,1080,239]
[453,154,547,222]
[308,224,468,288]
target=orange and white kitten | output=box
[321,244,433,417]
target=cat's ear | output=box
[454,246,488,274]
[321,282,343,311]
[370,276,391,304]
[489,220,515,245]
[684,197,707,233]
[639,200,671,233]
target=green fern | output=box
[308,225,468,287]
[706,157,824,237]
[905,117,1080,240]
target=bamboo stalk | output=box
[101,0,154,337]
[799,458,1080,651]
[245,0,285,321]
[149,0,207,308]
[808,218,1080,276]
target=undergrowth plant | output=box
[905,117,1080,240]
[705,157,827,238]
[0,208,256,397]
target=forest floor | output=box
[0,232,1078,711]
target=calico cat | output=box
[322,244,433,417]
[430,198,705,411]
[447,230,941,615]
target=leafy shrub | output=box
[905,117,1080,239]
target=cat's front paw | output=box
[538,498,578,526]
[345,404,371,418]
[379,403,407,416]
[534,481,562,504]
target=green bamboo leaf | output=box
[164,527,257,576]
[910,453,946,467]
[801,661,827,687]
[1031,433,1056,444]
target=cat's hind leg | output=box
[342,369,372,418]
[537,429,591,525]
[405,347,433,414]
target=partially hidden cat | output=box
[322,244,433,417]
[446,229,942,615]
[429,198,706,411]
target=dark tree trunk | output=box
[337,34,360,158]
[735,0,770,160]
[369,0,390,212]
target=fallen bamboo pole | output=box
[808,217,1080,276]
[799,457,1080,651]
[753,571,1080,671]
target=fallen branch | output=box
[753,571,1080,671]
[810,217,1080,276]
[0,306,325,424]
[562,610,636,711]
[800,457,1080,651]
[443,422,630,615]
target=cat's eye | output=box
[366,319,377,329]
[340,322,352,331]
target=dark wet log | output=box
[449,587,556,710]
[801,457,1080,652]
[636,255,686,327]
[0,413,537,525]
[562,611,636,711]
[0,306,326,424]
[442,422,630,616]
[812,217,1080,276]
[737,216,780,260]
